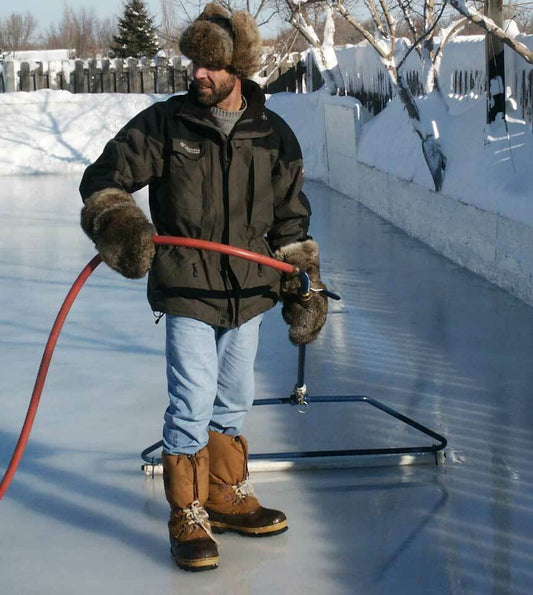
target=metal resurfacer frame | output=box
[141,345,447,475]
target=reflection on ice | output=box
[2,177,533,594]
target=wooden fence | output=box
[0,57,190,94]
[264,60,307,94]
[1,46,532,127]
[301,43,533,125]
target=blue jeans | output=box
[163,314,263,455]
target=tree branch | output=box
[335,1,391,59]
[449,0,533,64]
[396,1,446,71]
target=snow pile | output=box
[0,89,330,180]
[0,91,159,175]
[357,92,533,223]
[0,87,531,224]
[267,92,329,180]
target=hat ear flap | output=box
[230,11,263,77]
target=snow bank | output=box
[0,91,161,176]
[357,92,533,224]
[0,88,531,226]
[0,89,330,180]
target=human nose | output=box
[193,66,208,80]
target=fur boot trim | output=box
[81,188,155,279]
[275,240,328,345]
[179,3,263,78]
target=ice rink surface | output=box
[1,177,533,594]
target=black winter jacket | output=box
[79,80,311,327]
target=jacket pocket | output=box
[168,138,207,225]
[150,245,204,290]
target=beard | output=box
[190,74,237,108]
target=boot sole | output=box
[210,519,288,537]
[171,549,219,572]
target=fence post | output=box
[102,59,113,93]
[140,57,153,93]
[116,59,127,93]
[485,0,506,122]
[34,62,45,90]
[296,60,305,93]
[20,62,31,91]
[182,63,191,92]
[74,60,85,93]
[61,60,71,91]
[170,57,188,93]
[88,59,101,92]
[128,58,140,93]
[155,56,169,94]
[4,59,17,92]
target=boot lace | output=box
[233,479,256,502]
[182,500,218,544]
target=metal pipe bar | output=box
[297,344,306,388]
[142,451,445,475]
[140,393,447,471]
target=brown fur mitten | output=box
[81,188,156,279]
[275,240,328,345]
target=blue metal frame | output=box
[141,334,447,471]
[141,392,447,469]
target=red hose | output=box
[0,237,294,500]
[154,236,295,274]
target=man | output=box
[79,3,327,572]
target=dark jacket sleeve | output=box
[79,103,166,201]
[266,111,311,252]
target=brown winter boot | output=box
[205,431,288,536]
[162,449,219,571]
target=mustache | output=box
[191,80,213,91]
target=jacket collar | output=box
[171,79,272,138]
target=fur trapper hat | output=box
[179,3,263,78]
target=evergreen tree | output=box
[111,0,160,58]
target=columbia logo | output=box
[179,141,201,155]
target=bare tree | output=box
[218,0,281,27]
[282,0,346,93]
[159,0,183,46]
[448,0,533,64]
[44,5,114,58]
[0,12,39,52]
[282,0,454,189]
[161,0,283,27]
[507,2,533,33]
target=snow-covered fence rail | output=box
[304,34,533,124]
[0,57,190,94]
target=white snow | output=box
[0,86,531,224]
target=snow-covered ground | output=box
[0,88,531,225]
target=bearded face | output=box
[190,67,238,108]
